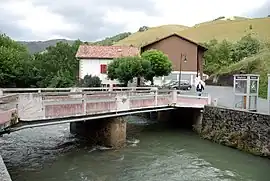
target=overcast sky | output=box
[0,0,269,41]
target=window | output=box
[100,64,107,74]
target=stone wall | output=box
[201,106,270,157]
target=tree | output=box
[0,34,34,87]
[33,40,82,87]
[107,56,151,86]
[138,26,149,32]
[141,50,172,85]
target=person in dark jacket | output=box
[196,81,204,96]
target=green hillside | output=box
[115,17,270,47]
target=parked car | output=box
[160,80,192,90]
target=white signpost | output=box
[233,74,259,112]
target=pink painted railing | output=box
[0,88,211,124]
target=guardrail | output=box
[0,87,156,95]
[0,89,211,127]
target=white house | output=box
[75,45,140,87]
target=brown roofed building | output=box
[76,45,139,86]
[141,33,207,85]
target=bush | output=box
[79,75,101,87]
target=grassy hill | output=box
[114,24,189,47]
[115,17,270,47]
[193,16,250,27]
[19,17,270,54]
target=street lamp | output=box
[178,53,187,90]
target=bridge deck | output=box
[0,88,210,133]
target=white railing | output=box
[1,89,211,123]
[0,87,156,95]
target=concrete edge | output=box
[0,155,12,181]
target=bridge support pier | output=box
[70,117,126,148]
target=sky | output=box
[0,0,269,41]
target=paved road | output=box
[205,86,269,114]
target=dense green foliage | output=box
[203,35,261,75]
[204,35,270,98]
[0,34,84,88]
[216,49,270,98]
[141,50,172,85]
[78,75,101,87]
[107,50,172,86]
[32,40,81,88]
[107,56,151,86]
[0,34,33,87]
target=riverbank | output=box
[0,155,12,181]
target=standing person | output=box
[196,81,204,96]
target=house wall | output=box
[197,48,204,78]
[79,58,120,85]
[141,35,199,73]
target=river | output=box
[0,116,270,181]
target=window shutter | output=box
[100,64,103,73]
[100,64,107,74]
[103,64,107,73]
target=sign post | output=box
[233,74,259,112]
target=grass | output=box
[215,49,270,98]
[115,17,270,47]
[193,16,250,27]
[114,24,188,47]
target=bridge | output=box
[0,87,211,148]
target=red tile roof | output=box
[75,45,140,59]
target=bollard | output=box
[212,98,218,106]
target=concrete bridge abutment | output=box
[70,117,126,148]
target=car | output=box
[160,80,192,90]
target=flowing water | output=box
[0,116,270,181]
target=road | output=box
[205,85,269,114]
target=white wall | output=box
[145,71,209,86]
[79,58,120,85]
[79,59,209,87]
